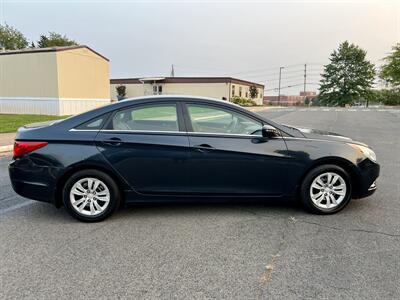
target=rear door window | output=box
[111,104,179,132]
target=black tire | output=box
[62,169,120,222]
[300,164,352,214]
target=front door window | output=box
[186,104,263,135]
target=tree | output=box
[380,43,400,88]
[319,41,375,106]
[37,32,77,48]
[0,24,28,50]
[371,89,400,106]
[249,85,258,99]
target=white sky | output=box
[1,0,399,95]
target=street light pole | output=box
[278,67,284,106]
[303,64,307,94]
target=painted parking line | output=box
[0,200,33,216]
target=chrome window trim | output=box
[70,128,284,139]
[69,128,100,132]
[100,129,258,137]
[187,132,262,138]
[100,129,185,135]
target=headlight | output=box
[348,144,377,162]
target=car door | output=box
[95,101,190,194]
[183,102,288,196]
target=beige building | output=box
[0,45,111,116]
[110,77,265,105]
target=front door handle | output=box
[102,137,123,146]
[193,144,215,152]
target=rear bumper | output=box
[353,159,380,199]
[9,159,58,204]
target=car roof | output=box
[120,95,242,108]
[55,94,295,136]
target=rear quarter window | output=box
[75,114,109,130]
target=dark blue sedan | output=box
[9,96,379,222]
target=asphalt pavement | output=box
[1,108,399,299]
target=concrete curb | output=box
[0,145,13,154]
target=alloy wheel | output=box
[69,177,110,216]
[309,172,347,209]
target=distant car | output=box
[9,96,379,222]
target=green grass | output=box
[0,114,67,133]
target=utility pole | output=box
[303,64,307,94]
[278,66,284,106]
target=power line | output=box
[265,74,316,82]
[243,70,322,80]
[227,63,308,77]
[264,82,320,92]
[265,83,304,92]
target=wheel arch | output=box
[54,163,130,208]
[297,157,361,198]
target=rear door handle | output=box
[193,143,215,152]
[102,137,123,146]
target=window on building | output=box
[152,85,163,95]
[245,90,248,98]
[239,87,242,97]
[232,85,235,97]
[187,104,263,135]
[111,104,178,132]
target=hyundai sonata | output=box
[9,96,379,222]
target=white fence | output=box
[0,97,112,116]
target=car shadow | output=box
[115,197,302,221]
[14,197,303,223]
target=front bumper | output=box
[353,159,380,199]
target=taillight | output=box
[13,141,48,158]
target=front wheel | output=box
[62,169,120,222]
[300,165,352,214]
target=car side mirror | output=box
[262,125,279,138]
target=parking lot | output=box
[1,107,399,299]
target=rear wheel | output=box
[63,169,120,222]
[300,165,352,214]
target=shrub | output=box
[231,96,257,107]
[249,85,258,99]
[116,85,126,101]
